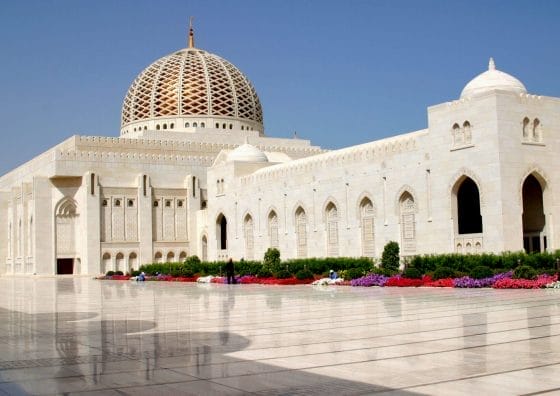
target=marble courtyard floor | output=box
[0,278,560,395]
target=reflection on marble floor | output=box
[0,278,559,395]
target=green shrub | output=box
[402,267,422,279]
[433,266,455,280]
[106,270,115,276]
[340,268,364,280]
[469,265,493,279]
[274,269,292,279]
[381,241,400,272]
[264,248,281,268]
[257,266,273,278]
[131,270,140,277]
[115,271,124,276]
[513,265,536,280]
[295,269,314,280]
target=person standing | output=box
[225,258,235,284]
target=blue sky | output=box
[0,0,559,174]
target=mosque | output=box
[1,26,558,276]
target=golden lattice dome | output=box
[120,28,263,136]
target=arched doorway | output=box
[129,252,138,271]
[456,177,483,234]
[101,253,111,274]
[216,214,227,251]
[522,174,546,252]
[115,253,125,272]
[55,197,79,274]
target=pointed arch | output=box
[243,213,254,260]
[267,209,279,249]
[394,185,418,215]
[448,168,484,207]
[324,201,339,257]
[399,191,416,255]
[115,252,125,272]
[201,234,208,261]
[521,171,547,252]
[452,175,483,235]
[321,196,341,223]
[55,197,78,217]
[101,252,111,274]
[359,196,376,257]
[295,206,307,258]
[166,251,175,262]
[355,192,376,219]
[129,252,138,270]
[216,213,228,250]
[522,117,530,139]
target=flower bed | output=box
[423,278,454,288]
[493,274,557,289]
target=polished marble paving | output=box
[0,277,559,395]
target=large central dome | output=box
[120,29,263,137]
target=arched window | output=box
[244,214,254,260]
[522,117,530,139]
[163,123,167,130]
[170,123,174,129]
[455,177,482,234]
[179,251,187,261]
[325,202,339,257]
[268,211,279,248]
[154,251,163,263]
[193,122,198,127]
[156,124,161,130]
[201,122,205,128]
[185,122,190,127]
[463,121,471,144]
[452,123,461,146]
[295,207,307,258]
[533,118,541,142]
[399,192,416,254]
[229,124,233,130]
[215,123,219,128]
[359,198,375,257]
[217,214,227,250]
[167,251,175,262]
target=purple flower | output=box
[453,271,513,288]
[351,273,389,287]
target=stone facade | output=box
[1,40,558,276]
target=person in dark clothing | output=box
[225,258,235,284]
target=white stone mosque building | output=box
[1,27,559,275]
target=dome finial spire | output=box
[489,57,495,71]
[188,16,195,48]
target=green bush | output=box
[402,267,422,279]
[257,266,273,278]
[433,266,455,280]
[131,269,140,277]
[381,241,400,272]
[513,265,536,280]
[469,265,493,279]
[106,270,115,276]
[340,268,365,280]
[264,248,281,268]
[115,271,124,276]
[295,269,314,280]
[274,269,292,279]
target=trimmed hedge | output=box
[410,251,560,274]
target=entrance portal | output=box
[57,258,74,274]
[522,174,546,253]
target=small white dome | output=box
[227,143,268,163]
[460,58,527,98]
